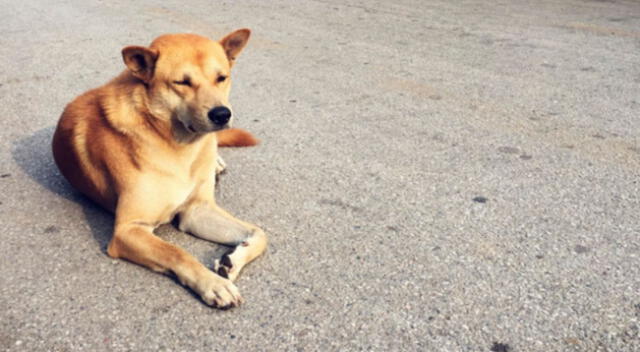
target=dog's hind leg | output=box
[178,202,267,282]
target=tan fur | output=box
[52,29,266,308]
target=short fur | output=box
[52,29,266,308]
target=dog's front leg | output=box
[107,222,243,308]
[179,203,267,282]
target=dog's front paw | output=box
[196,271,243,308]
[215,155,227,175]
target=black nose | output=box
[208,106,231,125]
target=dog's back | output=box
[53,72,154,211]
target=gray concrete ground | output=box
[1,0,639,351]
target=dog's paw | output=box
[197,271,243,308]
[213,229,266,282]
[213,248,240,282]
[215,155,227,175]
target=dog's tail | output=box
[216,128,259,147]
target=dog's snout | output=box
[208,107,231,125]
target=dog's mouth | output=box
[211,123,231,132]
[180,117,205,134]
[178,111,232,134]
[181,121,199,134]
[183,120,229,134]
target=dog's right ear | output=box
[122,46,159,83]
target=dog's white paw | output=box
[213,229,266,282]
[213,251,240,282]
[196,271,243,308]
[215,155,227,175]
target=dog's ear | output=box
[122,46,159,83]
[219,29,251,66]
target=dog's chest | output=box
[153,139,215,193]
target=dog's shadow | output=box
[13,126,114,252]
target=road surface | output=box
[1,0,639,351]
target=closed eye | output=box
[173,77,192,86]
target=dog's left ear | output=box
[220,29,251,66]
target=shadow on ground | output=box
[12,126,113,252]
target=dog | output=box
[52,29,266,308]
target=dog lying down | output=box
[52,29,266,308]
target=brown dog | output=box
[52,29,266,308]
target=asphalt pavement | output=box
[1,0,639,351]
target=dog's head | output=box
[121,29,250,134]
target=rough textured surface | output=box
[1,0,639,351]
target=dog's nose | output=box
[208,106,231,125]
